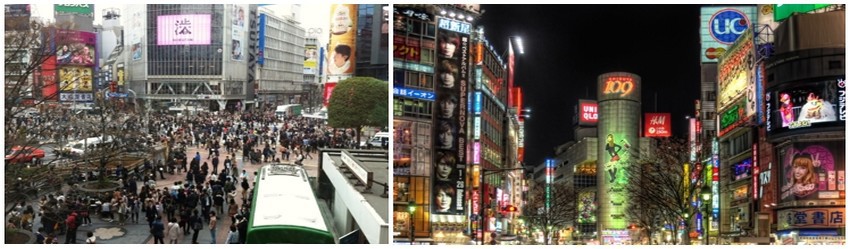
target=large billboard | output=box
[326,4,357,80]
[55,30,97,66]
[323,82,336,107]
[577,190,598,224]
[700,6,757,63]
[644,113,671,137]
[774,4,832,21]
[156,14,211,46]
[717,27,754,112]
[597,72,641,235]
[258,13,266,65]
[58,66,93,92]
[5,4,31,31]
[432,16,470,216]
[129,5,145,61]
[305,44,319,74]
[767,79,844,134]
[231,5,246,61]
[779,141,845,201]
[54,4,93,17]
[39,55,58,101]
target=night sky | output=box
[478,5,702,166]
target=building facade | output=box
[256,7,306,109]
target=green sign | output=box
[773,4,831,21]
[720,104,741,130]
[55,4,94,17]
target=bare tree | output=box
[624,137,707,245]
[520,181,578,245]
[5,19,88,201]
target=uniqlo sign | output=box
[644,113,672,137]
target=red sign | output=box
[323,82,337,107]
[644,113,672,137]
[392,35,420,61]
[578,99,598,126]
[472,188,480,215]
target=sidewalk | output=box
[7,141,322,244]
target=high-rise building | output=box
[256,7,307,109]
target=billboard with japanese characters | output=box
[432,17,470,216]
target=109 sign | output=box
[710,9,750,44]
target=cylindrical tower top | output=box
[597,72,641,103]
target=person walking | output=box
[63,211,78,244]
[208,211,218,244]
[151,216,165,244]
[224,225,239,244]
[190,210,202,244]
[166,217,181,244]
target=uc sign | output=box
[710,9,750,44]
[603,77,634,98]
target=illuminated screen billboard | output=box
[578,190,597,224]
[156,14,211,45]
[700,6,757,63]
[732,158,753,181]
[717,27,754,112]
[767,78,844,134]
[55,30,97,67]
[644,113,671,137]
[305,44,319,74]
[778,140,845,201]
[578,99,598,126]
[432,16,470,216]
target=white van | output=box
[61,136,114,157]
[360,132,389,148]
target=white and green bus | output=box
[246,163,335,244]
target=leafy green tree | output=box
[327,77,388,147]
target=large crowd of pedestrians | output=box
[7,107,381,244]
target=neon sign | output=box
[603,76,635,97]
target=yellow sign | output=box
[58,66,93,92]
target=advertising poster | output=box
[130,6,144,61]
[644,113,671,137]
[699,6,756,63]
[305,44,319,74]
[231,4,246,61]
[717,27,754,112]
[779,141,845,201]
[54,4,94,17]
[323,82,337,107]
[5,4,31,31]
[40,55,58,101]
[258,14,266,65]
[56,30,97,66]
[578,190,598,224]
[732,158,753,181]
[326,4,357,79]
[432,17,470,215]
[58,66,94,92]
[770,79,843,132]
[116,63,125,86]
[156,14,211,46]
[597,72,641,232]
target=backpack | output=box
[192,217,203,230]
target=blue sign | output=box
[709,9,751,44]
[473,91,482,114]
[393,87,435,101]
[107,92,128,98]
[258,14,266,65]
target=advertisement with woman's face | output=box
[780,141,845,201]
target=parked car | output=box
[5,146,46,164]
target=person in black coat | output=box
[151,216,165,244]
[236,215,248,244]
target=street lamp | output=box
[701,186,711,245]
[408,201,416,245]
